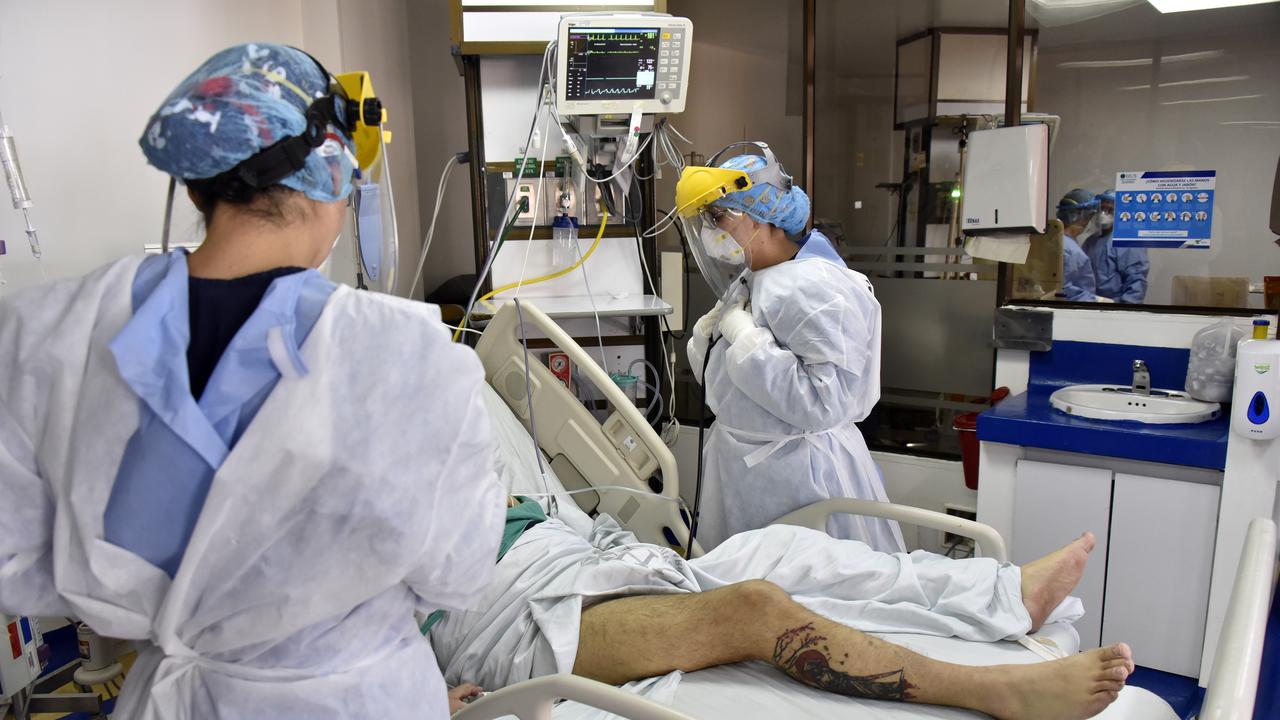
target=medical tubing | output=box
[482,209,608,305]
[513,298,557,516]
[410,154,459,299]
[686,334,719,559]
[458,42,554,338]
[451,208,608,342]
[569,213,612,372]
[513,103,554,299]
[450,210,522,341]
[519,485,691,522]
[627,217,683,446]
[627,358,663,421]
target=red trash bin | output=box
[953,387,1010,491]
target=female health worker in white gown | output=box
[680,146,905,553]
[0,45,505,720]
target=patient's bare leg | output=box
[1022,532,1095,631]
[574,580,1132,720]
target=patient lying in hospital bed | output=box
[427,491,1133,720]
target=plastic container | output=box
[551,214,579,268]
[1185,318,1247,402]
[953,387,1010,491]
[610,372,639,405]
[1253,318,1271,341]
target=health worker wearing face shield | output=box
[1083,189,1149,304]
[0,44,504,720]
[676,143,905,553]
[1056,189,1102,303]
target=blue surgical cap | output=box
[711,154,811,235]
[1096,188,1116,204]
[139,43,356,203]
[1056,188,1099,224]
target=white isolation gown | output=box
[0,255,506,719]
[694,232,905,552]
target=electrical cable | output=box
[457,41,556,340]
[630,216,681,445]
[685,333,719,560]
[513,103,554,299]
[410,153,462,300]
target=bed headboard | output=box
[475,301,695,555]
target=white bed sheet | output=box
[479,384,1177,720]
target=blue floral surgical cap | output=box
[711,154,811,235]
[139,43,356,203]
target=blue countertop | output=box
[978,388,1230,470]
[976,340,1231,470]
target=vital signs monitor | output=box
[556,14,693,116]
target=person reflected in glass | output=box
[1082,190,1149,304]
[1055,189,1101,302]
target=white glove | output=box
[686,301,724,382]
[692,300,725,340]
[718,299,756,345]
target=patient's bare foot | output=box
[981,643,1133,720]
[1021,533,1094,631]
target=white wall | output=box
[0,0,304,291]
[1036,3,1280,306]
[406,1,475,300]
[0,0,422,297]
[658,0,803,255]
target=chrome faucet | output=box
[1131,360,1151,396]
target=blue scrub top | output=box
[1061,234,1097,302]
[1083,232,1149,304]
[103,252,337,577]
[795,229,844,266]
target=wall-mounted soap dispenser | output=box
[1232,339,1280,440]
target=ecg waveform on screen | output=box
[583,87,643,96]
[564,28,660,103]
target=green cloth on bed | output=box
[419,496,547,635]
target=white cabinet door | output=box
[1013,460,1113,650]
[1103,473,1219,678]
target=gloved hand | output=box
[687,301,724,382]
[692,300,725,341]
[718,298,756,345]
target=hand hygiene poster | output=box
[1112,170,1215,249]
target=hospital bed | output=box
[457,301,1273,720]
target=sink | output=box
[1049,384,1222,424]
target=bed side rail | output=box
[770,498,1010,563]
[453,674,697,720]
[1199,517,1277,720]
[475,301,693,555]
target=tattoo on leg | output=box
[772,623,916,701]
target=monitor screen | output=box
[563,28,660,102]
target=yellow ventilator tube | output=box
[453,207,609,342]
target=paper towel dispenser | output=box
[961,124,1049,235]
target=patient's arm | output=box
[573,580,1133,720]
[447,683,483,713]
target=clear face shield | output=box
[679,205,760,301]
[674,141,793,301]
[335,71,399,295]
